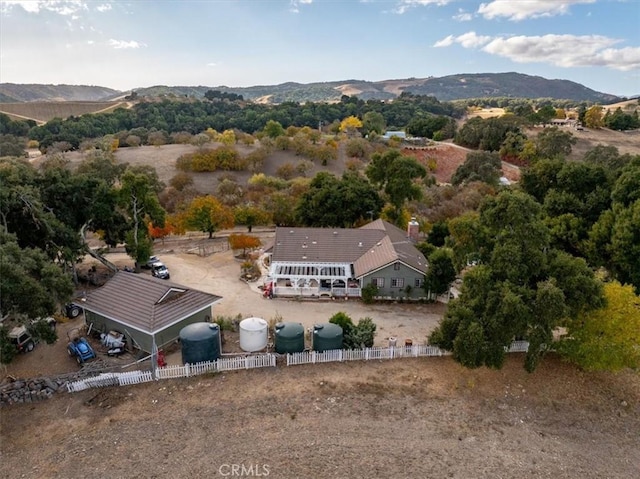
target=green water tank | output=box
[312,323,343,352]
[274,322,305,354]
[180,322,221,364]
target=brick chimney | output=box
[407,217,419,242]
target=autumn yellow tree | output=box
[339,116,363,136]
[204,128,218,140]
[219,129,236,146]
[182,196,234,238]
[559,281,640,371]
[584,106,604,129]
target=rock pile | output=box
[0,377,67,405]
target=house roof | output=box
[82,272,222,335]
[271,220,428,277]
[357,219,428,276]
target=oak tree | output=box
[182,196,234,238]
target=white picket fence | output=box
[286,341,530,367]
[155,354,276,380]
[286,344,450,366]
[67,370,154,392]
[67,342,530,393]
[66,354,276,393]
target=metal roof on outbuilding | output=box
[82,272,222,335]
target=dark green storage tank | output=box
[180,322,221,364]
[312,323,343,352]
[274,322,305,354]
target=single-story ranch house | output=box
[81,272,222,353]
[265,219,428,299]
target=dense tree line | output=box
[20,94,464,151]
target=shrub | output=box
[329,313,377,349]
[191,151,217,172]
[215,146,245,170]
[345,138,370,159]
[345,158,364,172]
[275,136,291,151]
[350,317,376,348]
[29,319,58,345]
[276,162,296,180]
[329,312,354,333]
[361,283,378,304]
[125,135,141,147]
[170,172,194,191]
[296,160,314,177]
[176,153,195,171]
[248,173,288,190]
[171,131,193,144]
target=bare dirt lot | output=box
[1,354,638,478]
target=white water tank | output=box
[239,317,268,352]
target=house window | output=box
[394,262,400,271]
[391,278,404,288]
[414,278,424,288]
[372,278,384,288]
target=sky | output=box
[0,0,639,97]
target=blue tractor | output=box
[67,337,96,365]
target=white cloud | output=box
[478,0,595,21]
[453,9,472,22]
[434,35,455,48]
[96,3,111,13]
[290,0,312,13]
[108,39,145,49]
[206,62,217,67]
[1,1,88,16]
[434,31,492,48]
[394,0,451,15]
[436,31,640,71]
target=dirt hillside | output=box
[1,355,638,478]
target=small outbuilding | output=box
[81,271,222,353]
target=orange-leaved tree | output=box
[148,221,174,244]
[228,233,261,258]
[182,196,234,238]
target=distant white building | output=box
[381,130,407,140]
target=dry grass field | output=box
[2,354,638,478]
[0,100,130,123]
[466,107,506,119]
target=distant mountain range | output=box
[0,73,624,104]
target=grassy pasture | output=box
[0,101,129,123]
